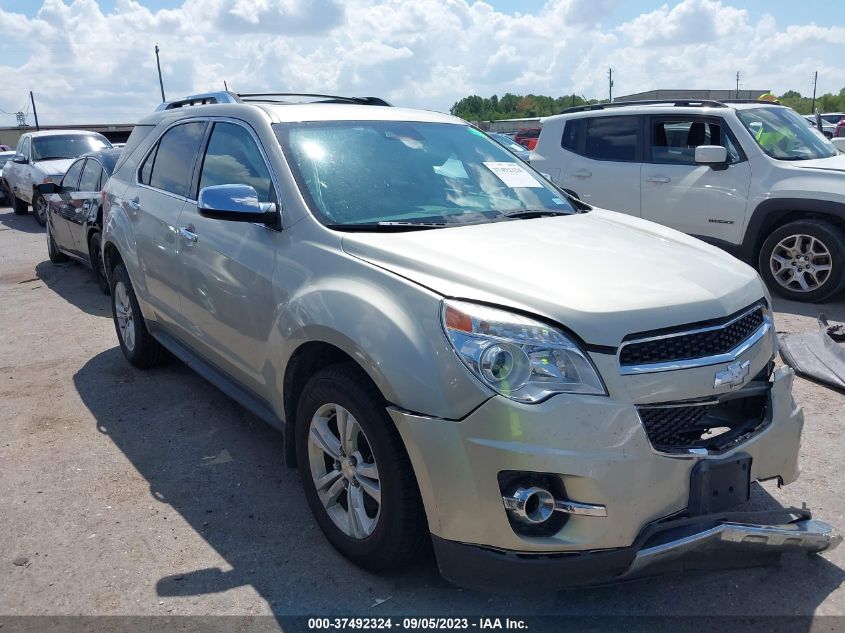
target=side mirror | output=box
[12,154,28,164]
[36,183,58,195]
[694,145,728,166]
[198,184,278,224]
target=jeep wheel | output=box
[110,263,167,368]
[47,220,68,263]
[32,193,48,226]
[296,363,426,571]
[88,232,109,295]
[12,194,28,215]
[759,220,845,302]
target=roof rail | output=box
[236,93,392,107]
[156,91,241,111]
[559,99,729,115]
[721,98,781,105]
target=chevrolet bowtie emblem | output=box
[714,360,751,388]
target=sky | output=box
[0,0,843,125]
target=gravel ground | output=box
[0,204,842,626]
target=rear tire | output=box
[296,363,427,571]
[32,193,47,226]
[47,221,69,263]
[12,194,27,215]
[758,220,845,303]
[88,232,110,295]
[110,263,167,368]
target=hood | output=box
[787,153,845,173]
[32,158,75,176]
[341,209,765,347]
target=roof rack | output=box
[720,98,781,105]
[559,99,729,114]
[156,91,392,111]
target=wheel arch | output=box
[281,340,379,467]
[742,198,845,263]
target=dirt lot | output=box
[0,204,843,624]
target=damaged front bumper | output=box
[433,509,841,591]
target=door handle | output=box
[647,176,671,183]
[572,169,592,178]
[127,197,140,211]
[179,226,198,243]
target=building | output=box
[614,89,771,102]
[0,123,135,149]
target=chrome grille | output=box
[619,304,766,369]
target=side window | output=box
[79,159,101,192]
[61,160,85,193]
[198,122,274,202]
[650,118,741,165]
[585,116,639,162]
[21,137,31,160]
[146,121,206,197]
[561,119,584,152]
[139,143,157,185]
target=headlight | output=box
[41,175,62,184]
[441,300,606,403]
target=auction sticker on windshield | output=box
[483,161,543,188]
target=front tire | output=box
[32,193,48,226]
[88,232,110,295]
[296,363,427,571]
[12,194,28,215]
[110,263,167,368]
[758,220,845,303]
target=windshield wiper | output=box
[501,209,571,220]
[326,221,447,232]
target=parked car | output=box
[3,130,112,226]
[0,144,11,151]
[513,127,541,150]
[100,91,837,589]
[531,100,845,302]
[803,114,836,138]
[488,132,531,161]
[37,148,121,293]
[0,150,15,203]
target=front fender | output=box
[270,266,492,422]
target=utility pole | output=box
[29,91,39,131]
[811,70,818,113]
[224,80,229,92]
[608,68,613,103]
[735,71,740,99]
[155,44,166,102]
[15,111,27,131]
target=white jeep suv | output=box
[530,100,845,302]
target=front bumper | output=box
[432,510,841,591]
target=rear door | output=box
[560,115,643,216]
[134,120,207,329]
[640,115,751,245]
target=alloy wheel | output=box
[114,281,136,351]
[307,403,381,539]
[769,234,833,293]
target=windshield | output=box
[32,134,111,161]
[491,133,527,153]
[737,107,836,160]
[274,121,574,228]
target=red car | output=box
[513,128,540,150]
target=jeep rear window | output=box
[274,121,576,228]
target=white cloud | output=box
[0,0,842,126]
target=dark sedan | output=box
[39,148,121,294]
